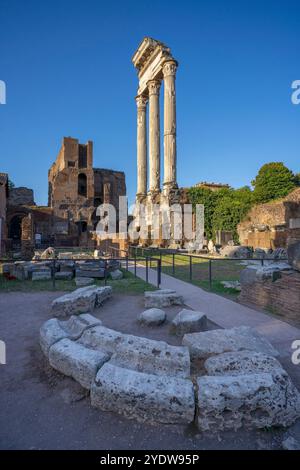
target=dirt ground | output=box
[0,291,299,450]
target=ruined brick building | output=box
[48,137,126,246]
[2,137,126,254]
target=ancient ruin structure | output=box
[1,137,126,254]
[48,137,126,246]
[238,187,300,250]
[133,37,178,200]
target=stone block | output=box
[79,325,190,378]
[138,308,166,326]
[144,289,184,308]
[110,269,123,280]
[182,326,279,361]
[32,269,52,281]
[49,338,110,389]
[91,363,195,424]
[51,285,112,318]
[197,372,300,431]
[75,277,94,287]
[204,350,284,376]
[170,309,207,336]
[55,271,73,280]
[40,313,102,356]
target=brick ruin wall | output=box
[237,188,300,249]
[239,270,300,326]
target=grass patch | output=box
[0,269,155,295]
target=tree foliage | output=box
[188,162,297,243]
[251,162,295,203]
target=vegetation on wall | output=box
[188,162,298,243]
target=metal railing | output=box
[128,245,287,290]
[0,252,162,290]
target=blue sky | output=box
[0,0,299,205]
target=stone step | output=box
[91,363,195,424]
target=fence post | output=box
[189,255,192,281]
[261,258,264,267]
[52,259,56,290]
[126,253,129,271]
[146,256,149,284]
[172,253,175,276]
[209,259,212,290]
[104,259,108,286]
[134,251,137,277]
[157,258,161,288]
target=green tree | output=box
[8,179,15,190]
[212,188,253,243]
[251,162,295,203]
[294,173,300,187]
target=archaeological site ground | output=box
[1,0,300,461]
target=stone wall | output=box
[239,270,300,325]
[48,137,126,247]
[8,187,35,206]
[237,188,300,249]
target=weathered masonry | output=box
[48,137,126,246]
[132,37,178,200]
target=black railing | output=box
[0,252,162,290]
[128,245,287,290]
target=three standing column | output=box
[162,60,178,190]
[136,95,148,197]
[147,79,161,193]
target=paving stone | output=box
[91,363,195,424]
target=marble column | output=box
[136,95,148,197]
[162,60,178,189]
[147,79,161,193]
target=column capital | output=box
[162,60,178,78]
[147,79,161,96]
[135,94,148,109]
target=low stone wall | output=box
[239,270,300,324]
